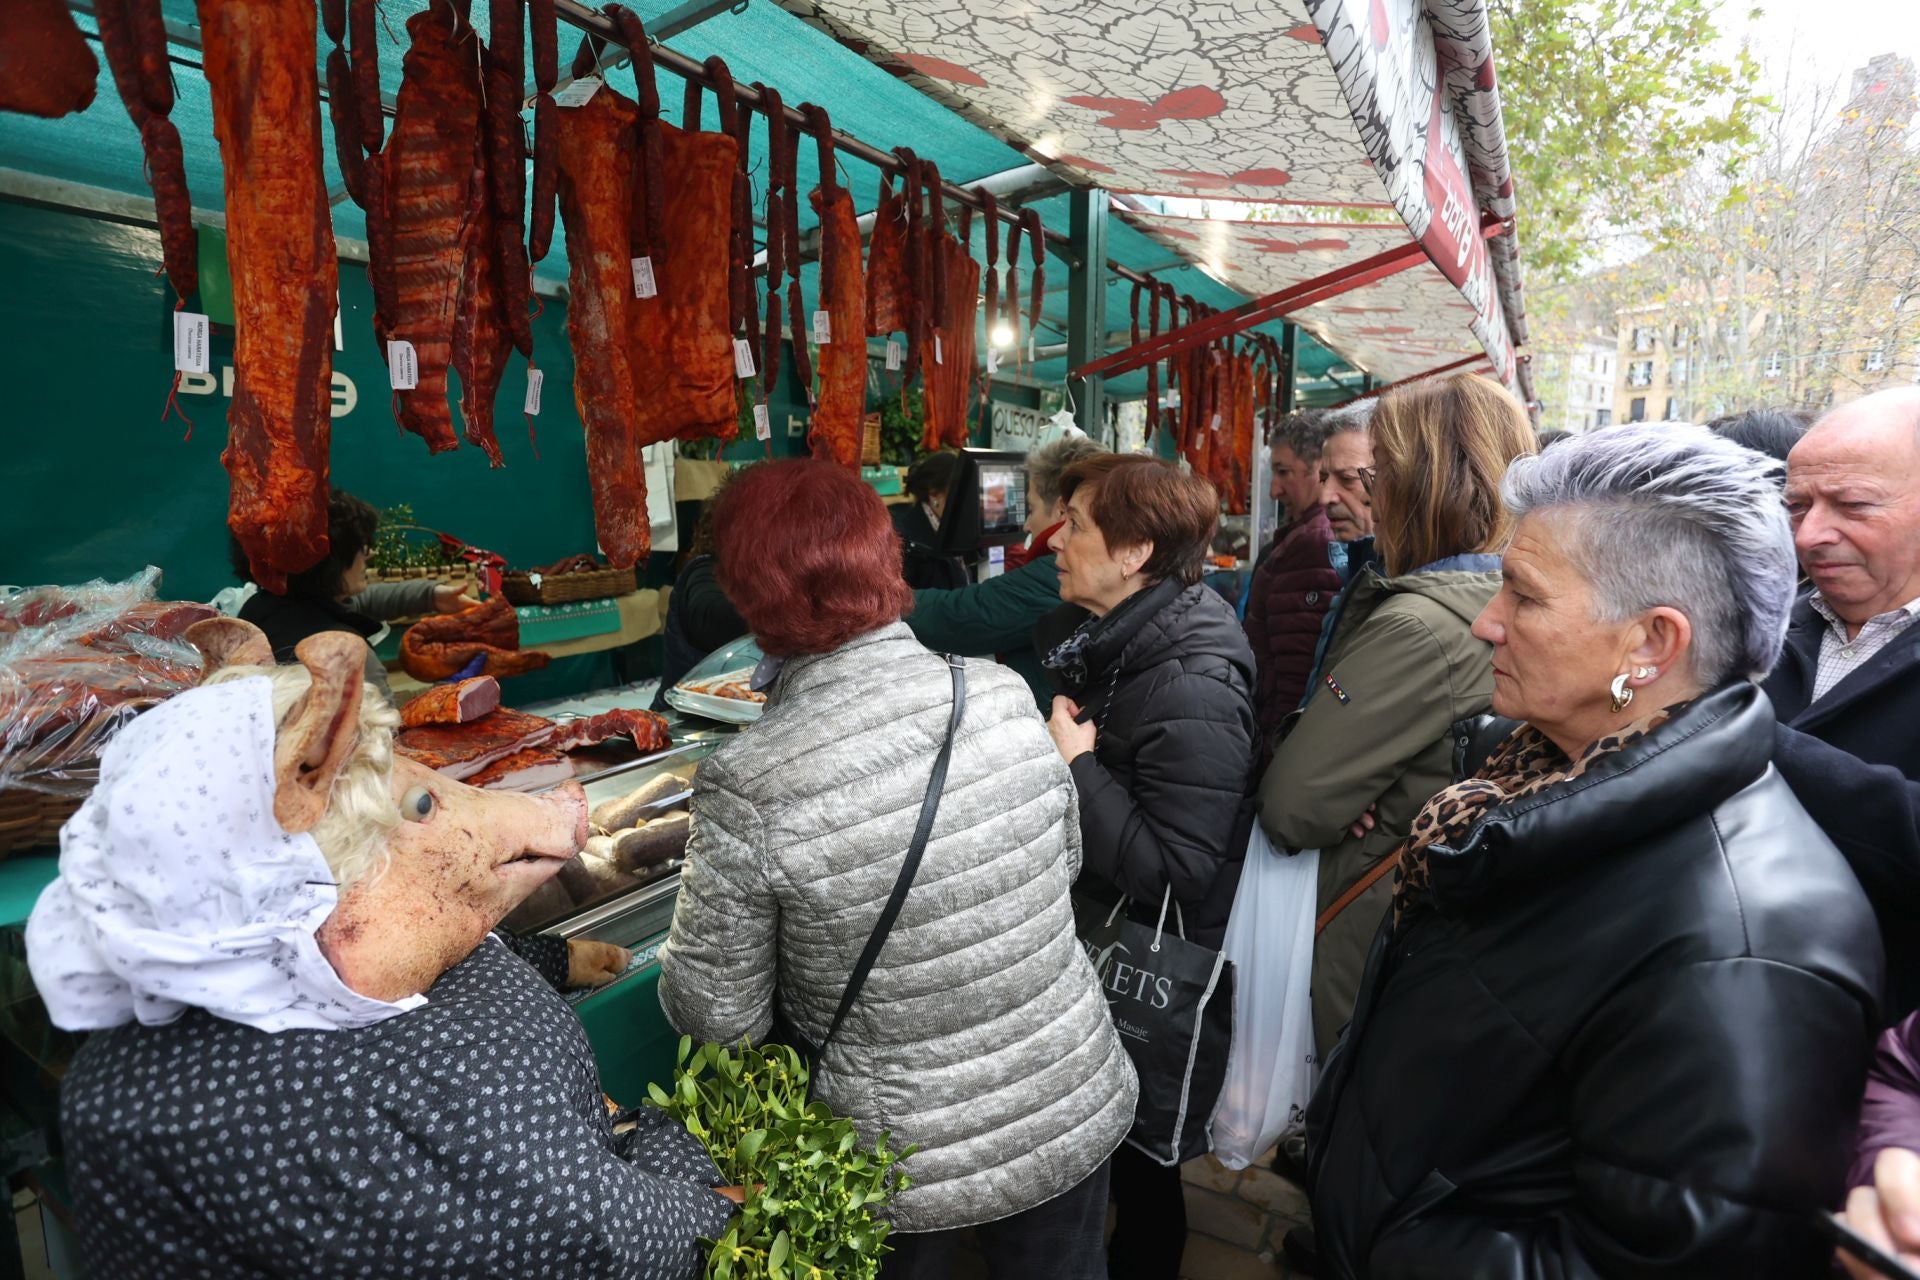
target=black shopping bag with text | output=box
[1076,889,1235,1166]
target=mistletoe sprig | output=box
[647,1037,917,1280]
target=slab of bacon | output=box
[399,601,550,682]
[399,675,502,728]
[395,708,558,780]
[547,708,672,755]
[467,748,574,791]
[377,8,483,455]
[2,0,97,119]
[552,85,650,569]
[196,0,336,593]
[866,174,910,339]
[921,232,981,451]
[802,105,865,469]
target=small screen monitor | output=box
[934,448,1030,555]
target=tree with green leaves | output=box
[1491,0,1770,282]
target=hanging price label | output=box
[553,76,603,108]
[733,339,756,379]
[1028,337,1036,363]
[524,368,544,416]
[1210,413,1223,435]
[387,339,419,390]
[935,334,944,365]
[986,347,1001,375]
[173,310,210,374]
[630,256,657,299]
[885,338,903,371]
[753,403,771,440]
[812,310,831,344]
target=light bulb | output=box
[989,322,1014,349]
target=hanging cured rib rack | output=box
[548,0,1154,291]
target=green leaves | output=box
[1494,0,1767,280]
[646,1040,915,1280]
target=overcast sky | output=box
[1734,0,1920,98]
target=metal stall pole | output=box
[1067,188,1110,438]
[1280,322,1298,414]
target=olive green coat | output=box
[1256,562,1501,1055]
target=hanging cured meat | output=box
[195,0,336,593]
[1225,351,1257,515]
[97,0,195,301]
[553,86,650,569]
[485,0,534,361]
[375,8,483,454]
[921,233,981,451]
[1,0,97,119]
[613,15,739,447]
[452,138,512,467]
[807,118,865,469]
[866,174,910,338]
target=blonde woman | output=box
[1257,373,1536,1056]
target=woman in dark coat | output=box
[1306,424,1883,1279]
[234,490,474,704]
[1041,454,1259,1280]
[652,473,748,708]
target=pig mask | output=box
[25,620,589,1032]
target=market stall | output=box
[0,0,1533,1263]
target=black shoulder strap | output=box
[813,654,967,1062]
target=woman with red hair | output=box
[657,460,1137,1279]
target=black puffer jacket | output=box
[1047,577,1258,946]
[1306,683,1883,1279]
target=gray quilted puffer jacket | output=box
[658,623,1137,1233]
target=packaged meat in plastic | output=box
[663,635,767,724]
[0,568,213,795]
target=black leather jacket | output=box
[1306,683,1883,1279]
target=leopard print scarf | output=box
[1390,706,1679,929]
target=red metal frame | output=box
[1330,353,1491,405]
[1076,214,1508,382]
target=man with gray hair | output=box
[1764,385,1920,1019]
[1244,410,1343,741]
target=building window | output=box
[1632,326,1656,352]
[1671,357,1689,383]
[1866,347,1888,372]
[1629,397,1646,422]
[1664,396,1676,420]
[1595,408,1612,428]
[1671,326,1691,350]
[1764,351,1783,378]
[1627,360,1653,388]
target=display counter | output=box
[504,693,742,1103]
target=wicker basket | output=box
[500,565,637,607]
[0,788,83,857]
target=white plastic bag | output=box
[1210,822,1320,1169]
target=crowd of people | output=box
[28,372,1920,1279]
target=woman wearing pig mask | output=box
[27,620,736,1280]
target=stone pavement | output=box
[1177,1149,1309,1278]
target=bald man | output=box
[1765,386,1920,1021]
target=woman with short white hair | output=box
[1305,424,1885,1278]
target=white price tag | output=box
[1210,412,1223,435]
[552,76,603,108]
[812,309,831,344]
[173,310,209,374]
[1166,389,1182,408]
[753,403,770,441]
[630,256,657,299]
[387,339,419,390]
[1027,336,1036,362]
[885,338,903,371]
[935,334,944,365]
[523,368,544,416]
[733,338,756,379]
[986,347,1001,375]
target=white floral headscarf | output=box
[25,676,424,1033]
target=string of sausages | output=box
[486,0,534,360]
[527,0,559,264]
[758,83,787,398]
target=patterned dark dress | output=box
[62,937,732,1279]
